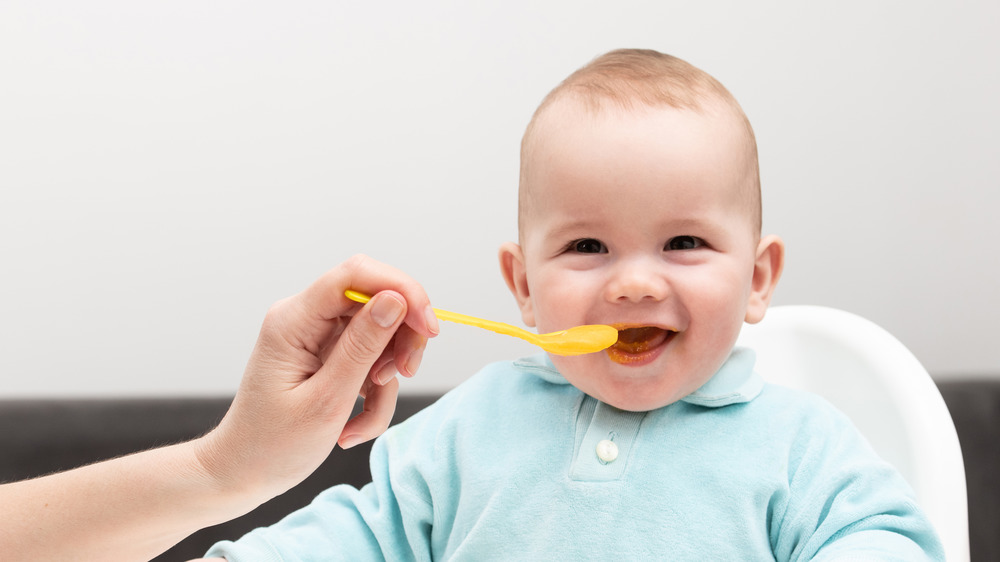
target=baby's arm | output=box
[0,255,438,561]
[771,404,944,561]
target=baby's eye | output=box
[571,238,608,254]
[665,236,705,251]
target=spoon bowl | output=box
[345,290,618,356]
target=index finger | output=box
[297,254,440,339]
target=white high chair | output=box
[736,305,969,561]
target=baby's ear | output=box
[498,242,536,327]
[745,235,785,324]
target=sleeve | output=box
[769,400,946,562]
[204,423,437,562]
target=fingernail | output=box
[423,304,440,335]
[403,346,424,377]
[375,362,397,386]
[340,434,362,450]
[371,294,405,328]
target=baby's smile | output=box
[606,325,677,365]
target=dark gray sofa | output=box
[1,382,996,561]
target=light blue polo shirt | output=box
[208,348,943,561]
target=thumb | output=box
[318,291,407,393]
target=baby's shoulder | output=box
[379,357,577,462]
[439,355,573,404]
[390,357,574,431]
[750,382,861,439]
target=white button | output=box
[596,439,619,463]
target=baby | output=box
[206,49,943,560]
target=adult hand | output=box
[196,254,440,502]
[0,255,439,561]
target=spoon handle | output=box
[432,308,531,339]
[344,290,533,342]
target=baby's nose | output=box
[604,260,669,303]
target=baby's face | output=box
[506,101,763,411]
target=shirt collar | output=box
[514,346,763,409]
[680,347,763,407]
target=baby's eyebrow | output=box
[659,217,714,231]
[543,220,599,239]
[540,214,734,245]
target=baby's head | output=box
[500,49,784,411]
[518,48,762,241]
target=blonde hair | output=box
[518,49,761,235]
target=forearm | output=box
[0,437,259,561]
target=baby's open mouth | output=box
[606,326,675,364]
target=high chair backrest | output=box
[736,305,969,562]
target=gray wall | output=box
[2,1,997,397]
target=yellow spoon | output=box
[345,290,618,356]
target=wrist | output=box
[188,431,276,519]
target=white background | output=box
[2,1,997,397]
